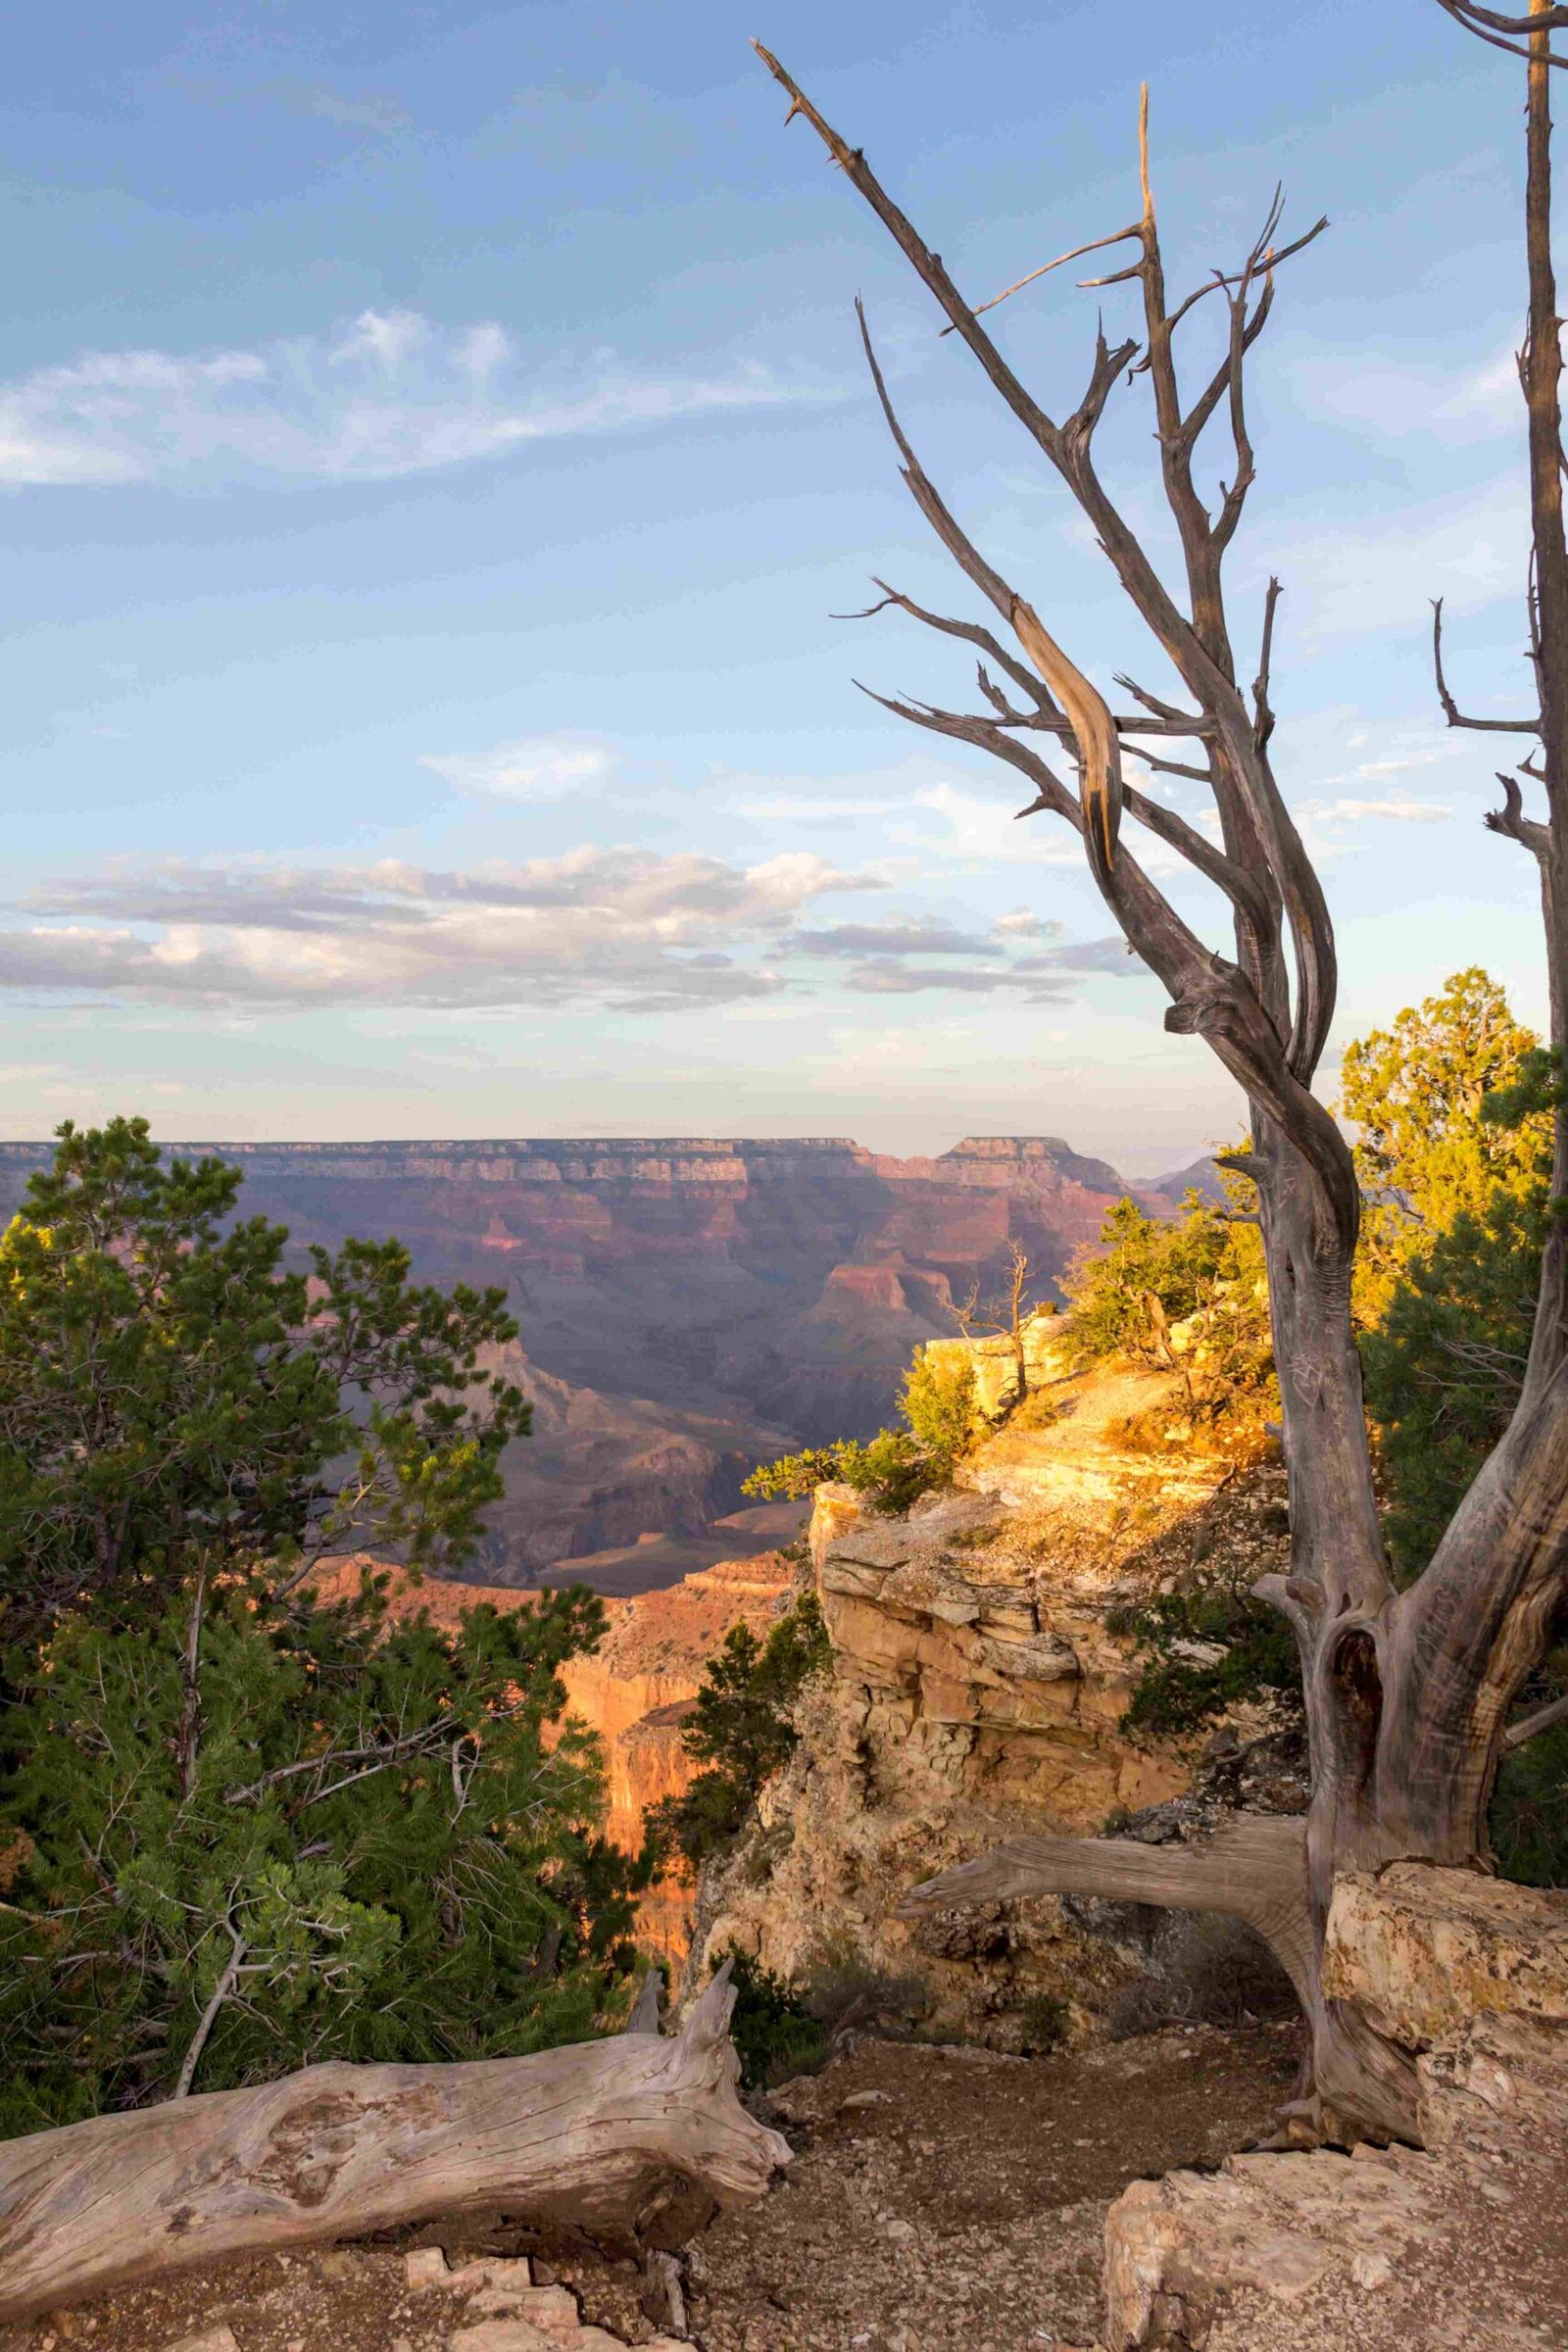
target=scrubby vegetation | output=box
[646,1592,830,1875]
[743,1344,978,1511]
[714,1939,937,2090]
[713,1947,830,2091]
[1063,1182,1273,1424]
[0,1121,643,2130]
[1097,972,1567,1886]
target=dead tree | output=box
[753,15,1568,2146]
[953,1237,1044,1403]
[0,1965,787,2326]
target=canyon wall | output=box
[0,1135,1202,1575]
[310,1546,794,1961]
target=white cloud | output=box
[1316,800,1447,827]
[4,848,881,1013]
[419,736,614,803]
[901,780,1083,865]
[1306,796,1449,825]
[1,850,1143,1016]
[793,918,1000,959]
[0,311,837,488]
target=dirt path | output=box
[689,2022,1301,2352]
[0,2022,1299,2352]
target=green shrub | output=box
[0,1579,643,2132]
[799,1941,933,2036]
[1016,1991,1073,2054]
[1490,1714,1568,1889]
[1107,1576,1301,1744]
[717,1947,829,2090]
[1063,1188,1270,1408]
[744,1346,977,1513]
[646,1595,829,1875]
[0,1117,529,1648]
[0,1120,644,2134]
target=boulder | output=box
[1323,1863,1568,2049]
[1102,2144,1440,2349]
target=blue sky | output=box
[0,0,1550,1170]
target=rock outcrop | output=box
[310,1548,796,1961]
[557,1552,797,1957]
[1102,1866,1568,2349]
[686,1350,1291,2041]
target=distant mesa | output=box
[0,1133,1188,1590]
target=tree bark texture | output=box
[0,1970,788,2326]
[752,26,1568,2143]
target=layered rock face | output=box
[310,1548,794,1961]
[557,1552,796,1958]
[687,1351,1288,2041]
[0,1135,1174,1573]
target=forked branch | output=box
[1431,598,1543,732]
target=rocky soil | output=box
[0,2024,1300,2352]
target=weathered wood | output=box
[900,1814,1315,2001]
[0,1968,787,2326]
[753,25,1568,2146]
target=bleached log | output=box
[0,1967,787,2326]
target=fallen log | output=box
[0,1965,788,2326]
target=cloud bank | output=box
[1,853,1147,1015]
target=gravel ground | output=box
[0,2022,1302,2352]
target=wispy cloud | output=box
[0,311,837,489]
[1303,796,1449,825]
[1284,343,1520,448]
[1021,937,1146,975]
[792,918,1000,959]
[900,780,1083,866]
[2,851,1141,1016]
[845,961,1054,997]
[418,736,614,803]
[1264,478,1528,636]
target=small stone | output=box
[446,2325,555,2352]
[164,2332,240,2352]
[884,2218,916,2243]
[1350,2252,1395,2289]
[407,2248,454,2289]
[467,2284,579,2333]
[840,2090,891,2111]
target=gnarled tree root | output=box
[901,1814,1420,2145]
[0,1966,789,2326]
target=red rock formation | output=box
[309,1548,796,1961]
[0,1134,1184,1571]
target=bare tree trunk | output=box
[751,23,1568,2143]
[0,1969,787,2327]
